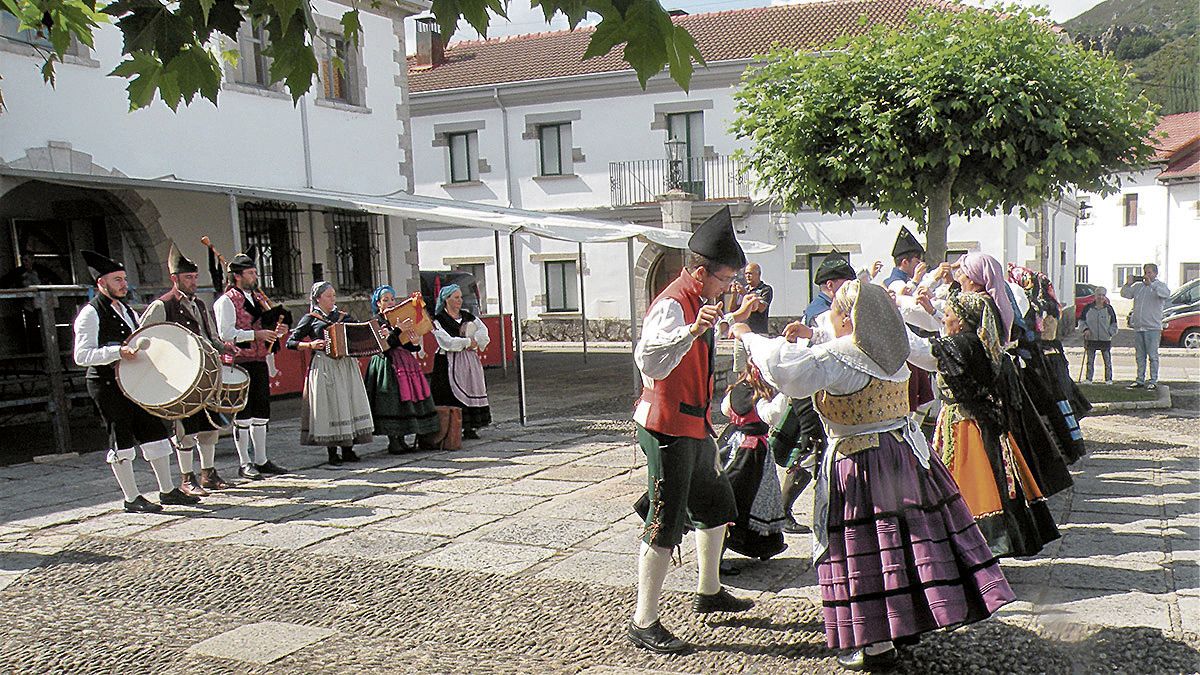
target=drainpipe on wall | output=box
[493,87,516,208]
[1163,186,1172,286]
[299,95,315,189]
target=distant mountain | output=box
[1062,0,1199,115]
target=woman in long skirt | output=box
[363,284,440,453]
[287,281,374,465]
[736,281,1013,671]
[429,284,491,438]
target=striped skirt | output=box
[818,433,1014,650]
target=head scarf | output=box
[849,281,910,375]
[436,283,461,316]
[310,281,335,314]
[958,252,1014,339]
[371,284,396,310]
[947,291,1005,364]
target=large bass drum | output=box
[116,322,222,420]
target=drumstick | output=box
[127,337,151,353]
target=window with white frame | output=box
[538,124,570,176]
[1182,262,1200,284]
[448,132,479,183]
[235,24,272,87]
[317,30,359,104]
[544,260,578,312]
[1114,265,1142,287]
[1123,193,1138,227]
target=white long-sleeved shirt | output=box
[719,391,789,427]
[73,300,139,368]
[634,298,734,381]
[742,331,934,400]
[433,316,490,353]
[213,290,258,343]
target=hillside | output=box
[1062,0,1199,115]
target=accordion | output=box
[325,320,387,359]
[381,294,434,345]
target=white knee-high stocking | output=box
[696,525,726,595]
[148,455,175,493]
[176,443,196,475]
[233,420,252,465]
[633,543,672,628]
[250,418,269,464]
[110,458,140,501]
[197,431,219,470]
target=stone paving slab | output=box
[475,515,609,549]
[375,509,501,537]
[187,620,336,665]
[306,529,446,561]
[489,478,591,497]
[218,522,342,550]
[437,492,549,516]
[413,540,557,576]
[136,516,255,543]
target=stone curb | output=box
[1088,384,1172,414]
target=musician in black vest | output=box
[142,243,233,496]
[72,250,200,513]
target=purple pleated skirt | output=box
[818,433,1015,650]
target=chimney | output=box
[415,17,445,68]
[667,9,688,17]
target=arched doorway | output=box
[647,249,686,302]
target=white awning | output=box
[0,168,774,251]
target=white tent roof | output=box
[0,168,774,252]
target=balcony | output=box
[609,155,750,207]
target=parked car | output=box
[1074,282,1097,317]
[1162,279,1200,349]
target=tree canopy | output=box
[0,0,704,111]
[731,3,1161,262]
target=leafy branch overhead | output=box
[731,3,1160,262]
[4,0,705,111]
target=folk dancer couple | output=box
[628,210,1015,671]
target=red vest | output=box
[224,287,272,363]
[639,270,715,439]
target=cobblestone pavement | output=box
[1,359,1198,672]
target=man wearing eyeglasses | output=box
[627,206,761,655]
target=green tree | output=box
[731,4,1160,263]
[0,0,703,111]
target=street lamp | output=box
[665,138,687,191]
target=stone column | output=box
[658,189,696,232]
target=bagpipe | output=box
[201,236,293,353]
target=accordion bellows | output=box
[326,320,387,359]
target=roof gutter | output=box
[493,86,516,208]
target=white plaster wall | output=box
[1076,170,1170,291]
[0,1,406,196]
[1166,181,1200,287]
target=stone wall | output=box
[522,318,632,342]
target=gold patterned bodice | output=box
[813,378,910,456]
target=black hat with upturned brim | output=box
[814,254,856,285]
[168,242,199,275]
[892,226,925,259]
[688,206,746,270]
[227,246,257,274]
[81,250,124,281]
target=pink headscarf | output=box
[958,252,1014,338]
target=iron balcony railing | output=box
[609,155,750,207]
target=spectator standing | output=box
[1079,287,1118,384]
[1120,263,1171,390]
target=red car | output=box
[1162,279,1200,349]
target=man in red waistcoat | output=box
[627,206,763,654]
[213,248,289,480]
[142,243,234,495]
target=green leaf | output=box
[339,9,361,45]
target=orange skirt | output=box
[943,419,1044,519]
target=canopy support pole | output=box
[227,193,241,252]
[626,238,640,395]
[509,232,527,425]
[578,242,587,363]
[494,230,508,377]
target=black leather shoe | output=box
[340,447,360,462]
[124,495,163,514]
[239,463,263,480]
[626,620,689,654]
[327,448,343,466]
[784,518,809,534]
[693,587,755,614]
[255,460,288,475]
[159,488,200,506]
[837,647,899,672]
[463,428,480,440]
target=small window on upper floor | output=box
[448,132,479,183]
[235,24,272,88]
[318,31,359,105]
[538,124,570,177]
[1,10,81,56]
[1123,193,1139,227]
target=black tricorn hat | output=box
[81,250,124,281]
[227,245,257,273]
[814,254,856,285]
[167,242,199,275]
[688,206,746,270]
[892,226,925,259]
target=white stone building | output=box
[406,0,1080,339]
[1075,112,1200,300]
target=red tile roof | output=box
[408,0,949,93]
[1152,111,1200,162]
[1159,139,1200,180]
